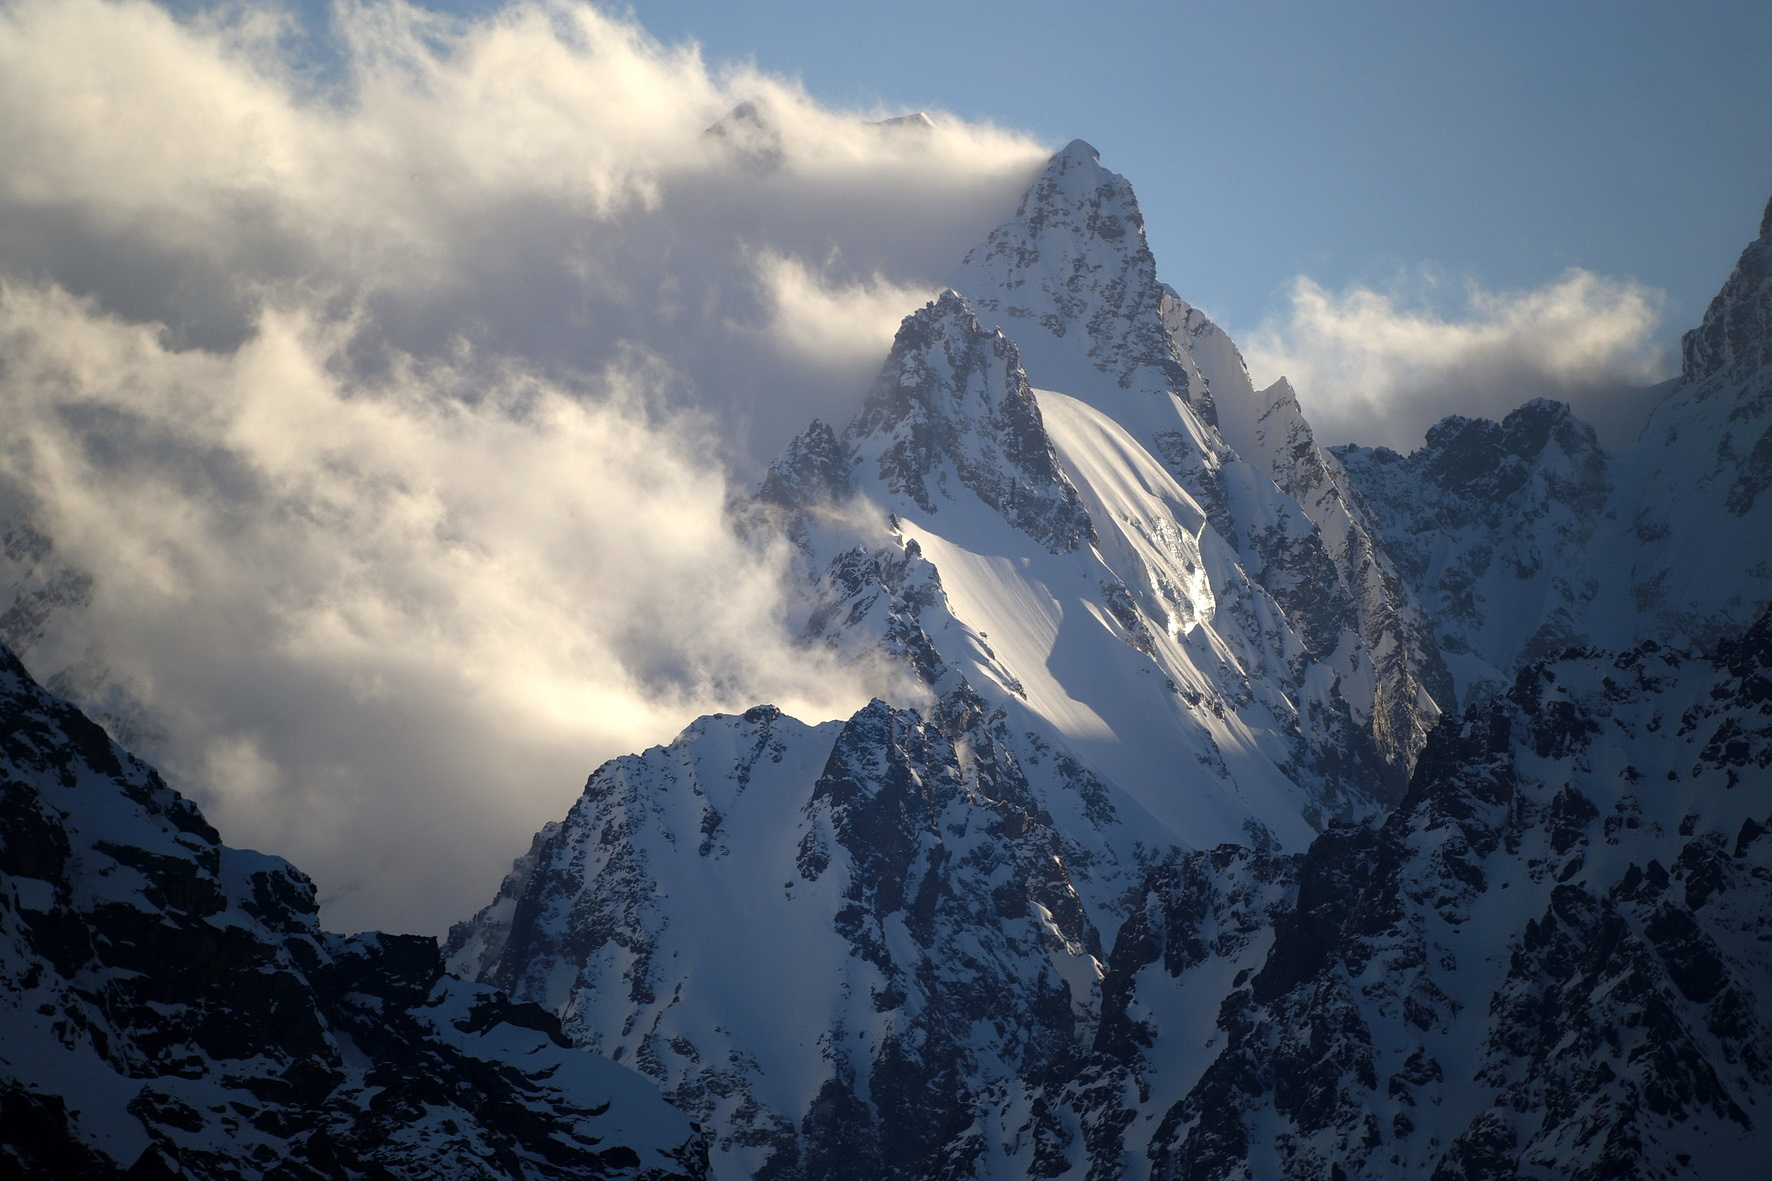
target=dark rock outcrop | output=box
[0,645,705,1180]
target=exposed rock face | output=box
[1336,399,1614,705]
[447,689,1145,1181]
[1618,198,1772,637]
[1332,199,1772,685]
[1179,311,1452,787]
[450,151,1772,1180]
[1682,195,1772,389]
[1126,610,1772,1181]
[948,138,1197,414]
[0,645,705,1180]
[845,290,1095,556]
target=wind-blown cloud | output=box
[0,0,1048,933]
[0,0,1045,460]
[754,251,936,374]
[1242,269,1672,451]
[0,282,915,932]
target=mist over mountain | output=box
[433,139,1772,1181]
[3,4,1771,1179]
[0,0,1049,935]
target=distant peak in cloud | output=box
[1241,269,1672,452]
[867,112,936,132]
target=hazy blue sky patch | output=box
[613,1,1771,348]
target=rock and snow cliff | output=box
[1076,612,1772,1179]
[443,149,1772,1179]
[7,141,1771,1180]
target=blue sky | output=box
[234,0,1772,347]
[610,0,1772,346]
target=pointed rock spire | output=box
[845,290,1094,554]
[947,141,1193,401]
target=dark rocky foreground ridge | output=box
[0,643,706,1180]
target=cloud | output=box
[754,250,935,372]
[1241,269,1672,451]
[0,0,1048,933]
[0,281,921,932]
[0,0,1047,462]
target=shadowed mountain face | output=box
[7,141,1771,1180]
[0,642,706,1180]
[1100,613,1772,1180]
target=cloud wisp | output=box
[1241,269,1672,452]
[0,282,919,933]
[0,0,1048,463]
[0,0,1048,933]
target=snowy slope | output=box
[448,696,1157,1180]
[447,154,1772,1181]
[1336,399,1615,705]
[948,141,1449,789]
[0,642,704,1180]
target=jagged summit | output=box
[842,289,1093,555]
[1413,398,1603,496]
[702,100,784,170]
[948,140,1192,403]
[1037,139,1121,201]
[952,145,1451,784]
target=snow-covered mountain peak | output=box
[838,289,1094,556]
[947,142,1195,407]
[1034,138,1126,205]
[756,417,853,516]
[1411,397,1606,501]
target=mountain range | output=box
[4,139,1769,1179]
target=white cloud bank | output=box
[1242,269,1672,452]
[0,0,1050,933]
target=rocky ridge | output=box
[948,141,1449,792]
[451,147,1772,1180]
[7,137,1772,1181]
[0,644,705,1180]
[1113,609,1772,1180]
